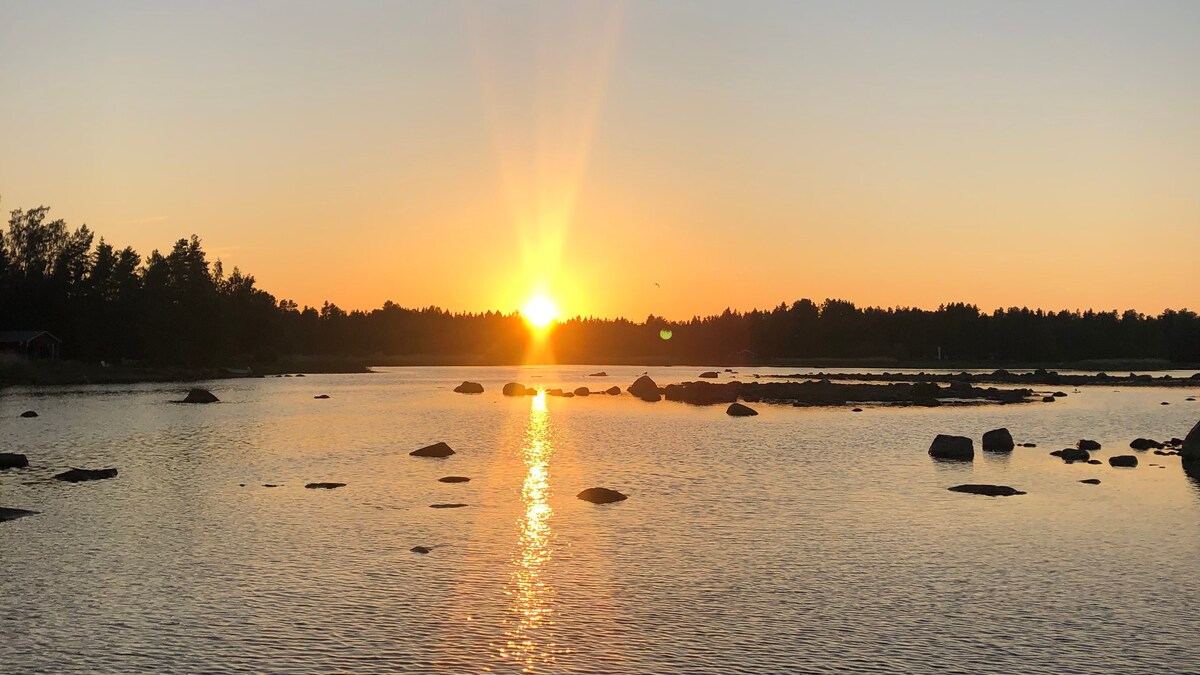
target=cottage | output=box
[0,331,62,359]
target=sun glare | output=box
[522,296,559,329]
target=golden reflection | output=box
[498,388,559,671]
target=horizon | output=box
[3,1,1199,318]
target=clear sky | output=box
[2,0,1198,319]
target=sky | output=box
[1,0,1198,319]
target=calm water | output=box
[3,366,1200,674]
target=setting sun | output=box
[521,296,559,329]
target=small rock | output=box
[411,442,455,458]
[454,381,484,394]
[562,391,576,398]
[627,375,660,399]
[54,467,118,482]
[573,387,590,397]
[547,388,565,397]
[1130,438,1163,451]
[577,487,627,504]
[438,476,470,483]
[1086,459,1101,464]
[0,453,29,470]
[19,410,38,418]
[982,428,1015,452]
[929,434,974,461]
[1042,396,1056,403]
[726,402,758,417]
[588,371,607,377]
[411,546,432,554]
[1021,443,1037,448]
[1108,455,1138,468]
[502,382,530,396]
[1052,392,1067,397]
[1079,479,1101,485]
[1077,439,1102,451]
[947,484,1026,497]
[605,386,621,396]
[1051,448,1090,462]
[430,503,468,509]
[0,507,38,522]
[313,394,330,399]
[263,484,280,488]
[1161,402,1170,406]
[699,371,719,379]
[304,482,346,489]
[851,408,863,412]
[181,388,219,404]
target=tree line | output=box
[1,203,1198,366]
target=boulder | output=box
[181,388,219,404]
[1051,448,1090,462]
[726,403,758,417]
[430,503,468,508]
[627,375,660,399]
[411,442,455,458]
[438,476,470,483]
[982,428,1015,452]
[453,381,484,394]
[577,487,627,504]
[1130,438,1163,451]
[1079,479,1101,485]
[1042,396,1056,403]
[19,410,38,418]
[1182,419,1200,464]
[947,484,1026,497]
[1077,439,1101,451]
[605,386,621,396]
[929,434,974,461]
[411,546,432,554]
[573,387,590,397]
[313,394,330,399]
[305,482,346,489]
[588,371,608,377]
[699,371,719,379]
[0,453,29,470]
[1108,455,1138,468]
[502,382,529,396]
[54,467,118,482]
[0,507,38,522]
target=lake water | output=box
[3,365,1200,674]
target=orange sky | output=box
[2,1,1198,319]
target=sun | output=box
[522,296,559,329]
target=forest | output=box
[2,204,1198,367]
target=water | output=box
[3,366,1200,674]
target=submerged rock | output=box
[0,507,38,522]
[454,381,484,394]
[181,388,219,404]
[411,546,432,554]
[304,482,346,489]
[947,484,1026,497]
[438,476,470,483]
[588,371,608,377]
[19,410,38,418]
[313,394,330,399]
[54,467,118,482]
[1052,391,1067,397]
[411,442,455,458]
[0,453,29,470]
[1042,396,1056,403]
[430,503,468,509]
[929,435,974,461]
[1077,439,1102,451]
[1130,438,1163,451]
[1079,479,1101,485]
[627,375,660,400]
[1108,455,1138,468]
[1052,448,1090,462]
[699,371,719,379]
[982,428,1015,452]
[1021,443,1038,448]
[502,382,530,396]
[852,408,863,412]
[577,487,627,504]
[726,402,758,417]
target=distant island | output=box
[1,204,1198,384]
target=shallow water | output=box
[3,365,1200,674]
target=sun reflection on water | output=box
[498,389,559,672]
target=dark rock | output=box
[313,394,331,399]
[947,484,1026,497]
[1077,439,1101,451]
[295,374,306,377]
[1042,396,1056,403]
[1021,443,1037,447]
[411,442,455,458]
[1087,459,1102,464]
[1154,450,1169,456]
[1130,438,1163,451]
[54,467,118,482]
[1052,392,1067,397]
[0,507,38,522]
[1161,402,1170,405]
[1183,419,1200,464]
[438,476,470,483]
[430,503,468,509]
[627,375,660,400]
[577,487,627,504]
[1187,398,1196,401]
[1170,437,1184,446]
[726,402,758,417]
[588,371,607,377]
[929,434,974,461]
[411,546,432,554]
[1108,455,1138,468]
[699,371,719,379]
[1052,448,1090,462]
[19,410,38,418]
[573,387,590,397]
[503,382,530,396]
[547,388,565,397]
[263,484,280,488]
[852,408,863,412]
[562,392,576,398]
[0,453,29,470]
[982,428,1015,452]
[305,482,346,489]
[453,381,484,394]
[605,386,621,395]
[181,388,219,404]
[1079,479,1101,485]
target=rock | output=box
[577,487,627,504]
[929,434,974,461]
[1052,391,1067,397]
[627,375,660,400]
[1042,396,1056,403]
[1077,439,1102,451]
[19,410,38,418]
[699,371,719,379]
[726,402,758,417]
[1108,455,1138,468]
[1182,419,1200,463]
[1170,437,1185,446]
[0,453,29,470]
[304,482,346,489]
[573,387,590,397]
[263,484,280,488]
[547,388,565,397]
[1130,438,1163,451]
[1051,448,1090,461]
[562,392,576,398]
[605,386,621,396]
[411,546,432,554]
[453,381,484,394]
[0,507,38,522]
[503,382,530,396]
[295,374,306,377]
[851,408,863,412]
[1187,397,1196,402]
[411,442,455,458]
[1162,402,1170,405]
[947,484,1026,497]
[1154,450,1169,456]
[1021,443,1037,448]
[313,394,330,399]
[1086,459,1101,464]
[430,503,468,509]
[588,371,607,377]
[181,388,219,404]
[1079,479,1101,485]
[54,467,118,482]
[982,428,1015,452]
[438,476,470,483]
